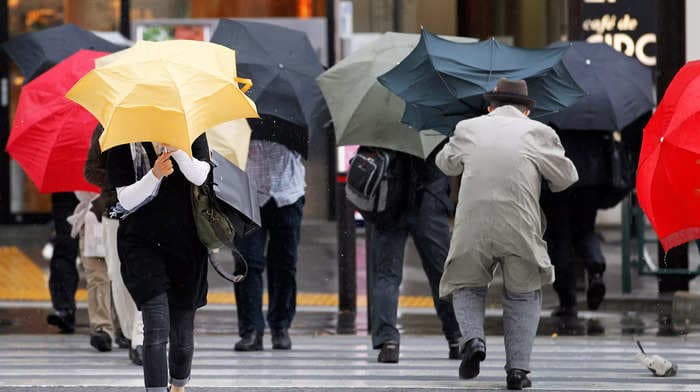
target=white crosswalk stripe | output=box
[0,335,699,391]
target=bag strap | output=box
[207,248,248,284]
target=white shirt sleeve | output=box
[171,150,210,186]
[116,170,161,210]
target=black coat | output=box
[107,135,210,310]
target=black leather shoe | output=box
[507,368,532,390]
[46,309,75,334]
[448,340,461,360]
[271,328,292,350]
[587,273,606,310]
[129,345,143,366]
[377,341,399,363]
[459,337,486,379]
[114,330,131,349]
[90,330,112,352]
[234,331,263,351]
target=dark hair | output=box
[489,100,528,113]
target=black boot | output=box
[114,329,131,349]
[47,309,75,334]
[377,341,399,363]
[459,337,486,379]
[90,330,112,352]
[587,273,606,310]
[129,345,143,366]
[271,328,292,350]
[506,368,532,390]
[234,331,263,351]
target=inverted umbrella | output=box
[540,42,655,131]
[317,32,474,158]
[66,39,259,156]
[1,24,125,83]
[6,50,106,193]
[378,29,585,134]
[211,19,330,142]
[636,60,700,250]
[206,119,252,170]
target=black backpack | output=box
[345,147,411,227]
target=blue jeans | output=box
[141,293,195,391]
[369,186,461,348]
[233,197,304,336]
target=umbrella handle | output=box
[235,77,253,93]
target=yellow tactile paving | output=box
[0,246,434,308]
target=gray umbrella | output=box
[211,150,261,237]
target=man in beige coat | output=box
[436,78,578,390]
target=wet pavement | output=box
[1,220,700,338]
[2,334,700,391]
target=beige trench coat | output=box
[436,105,578,297]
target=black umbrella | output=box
[247,114,309,158]
[210,19,330,141]
[540,42,655,131]
[211,150,261,237]
[1,24,125,83]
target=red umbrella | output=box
[637,60,700,250]
[6,49,108,193]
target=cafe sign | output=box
[580,0,657,67]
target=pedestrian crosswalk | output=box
[0,335,699,391]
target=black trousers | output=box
[369,185,461,348]
[233,197,304,336]
[141,293,195,389]
[542,187,606,308]
[48,192,79,312]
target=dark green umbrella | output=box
[1,24,125,83]
[378,29,584,134]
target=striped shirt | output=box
[247,140,305,207]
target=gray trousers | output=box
[452,287,542,372]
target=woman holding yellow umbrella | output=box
[67,39,258,392]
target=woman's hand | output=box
[152,152,174,179]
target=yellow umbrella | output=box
[206,119,251,170]
[66,39,259,156]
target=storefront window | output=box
[5,0,119,217]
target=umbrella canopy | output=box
[317,32,475,158]
[65,39,259,156]
[206,119,252,170]
[6,50,106,193]
[636,60,700,251]
[1,24,125,83]
[540,42,655,131]
[211,150,261,236]
[211,19,329,138]
[247,114,309,158]
[378,29,585,134]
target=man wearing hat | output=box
[435,78,578,390]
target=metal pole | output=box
[0,0,10,223]
[365,222,373,332]
[621,195,631,294]
[336,174,356,334]
[120,0,131,39]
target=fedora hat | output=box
[483,78,535,109]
